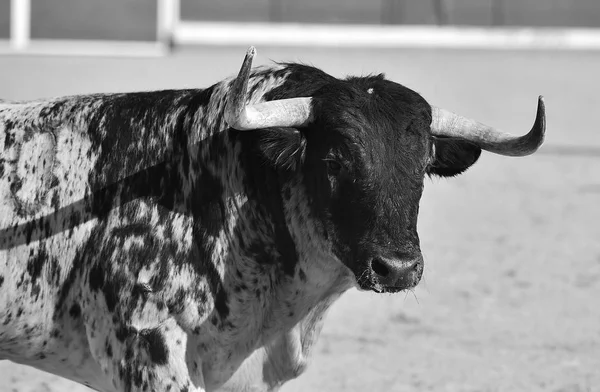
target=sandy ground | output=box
[0,46,599,391]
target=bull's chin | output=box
[372,285,408,294]
[355,277,415,294]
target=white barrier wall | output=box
[0,0,167,56]
[2,0,600,56]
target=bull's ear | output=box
[427,137,482,177]
[255,128,306,172]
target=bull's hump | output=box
[0,87,220,249]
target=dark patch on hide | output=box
[111,223,151,238]
[3,122,16,149]
[298,269,307,282]
[116,324,134,342]
[48,257,61,285]
[140,328,169,365]
[166,288,186,315]
[214,287,229,320]
[119,362,145,391]
[89,264,105,292]
[191,163,225,237]
[102,270,129,313]
[50,191,60,210]
[69,303,81,318]
[26,246,48,286]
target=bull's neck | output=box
[274,175,354,316]
[215,156,354,338]
[182,69,353,336]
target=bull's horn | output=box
[225,46,313,131]
[430,96,546,156]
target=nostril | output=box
[371,257,390,277]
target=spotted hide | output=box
[0,48,546,392]
[0,61,356,392]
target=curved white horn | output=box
[431,96,546,156]
[225,46,313,131]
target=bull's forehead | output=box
[330,77,432,175]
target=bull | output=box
[0,47,545,392]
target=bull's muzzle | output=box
[369,254,423,293]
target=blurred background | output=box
[2,0,600,42]
[1,1,600,391]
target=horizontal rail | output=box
[173,21,600,51]
[0,39,166,57]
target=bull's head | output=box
[226,47,545,294]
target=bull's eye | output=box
[325,159,343,176]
